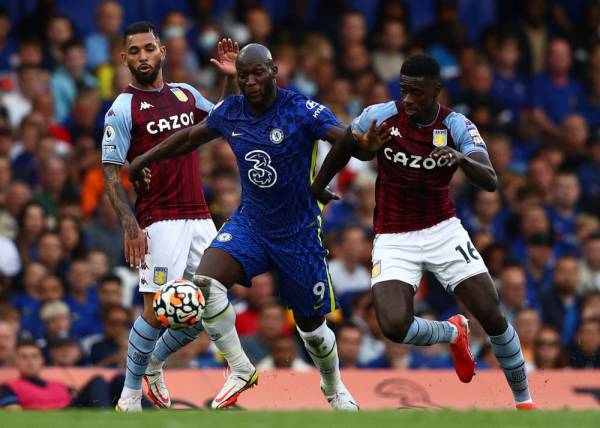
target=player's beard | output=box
[129,61,161,85]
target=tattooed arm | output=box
[102,163,147,268]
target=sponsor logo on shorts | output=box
[372,260,381,278]
[216,232,232,242]
[153,267,168,286]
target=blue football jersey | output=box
[206,88,341,237]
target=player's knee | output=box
[379,314,412,343]
[142,298,160,327]
[193,274,229,318]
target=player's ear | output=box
[120,51,127,65]
[434,80,441,97]
[271,64,278,78]
[159,44,166,61]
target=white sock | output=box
[297,321,341,395]
[146,354,164,373]
[120,385,141,400]
[199,276,253,374]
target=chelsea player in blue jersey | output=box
[129,44,371,410]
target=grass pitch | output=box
[2,410,599,428]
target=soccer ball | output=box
[153,279,205,329]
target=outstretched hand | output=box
[210,38,239,76]
[353,120,392,153]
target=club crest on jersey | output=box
[216,232,232,242]
[170,88,188,102]
[270,128,284,144]
[433,129,447,147]
[153,267,168,286]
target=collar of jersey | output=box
[414,103,441,128]
[128,83,164,93]
[243,87,283,118]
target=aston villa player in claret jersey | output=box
[101,21,239,411]
[311,54,536,410]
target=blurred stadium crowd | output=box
[0,0,599,380]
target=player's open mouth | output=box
[138,65,152,73]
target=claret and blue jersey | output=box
[206,88,341,317]
[351,101,489,234]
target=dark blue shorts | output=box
[209,216,338,318]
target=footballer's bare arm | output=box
[128,120,220,182]
[102,163,147,268]
[430,147,498,192]
[312,121,391,203]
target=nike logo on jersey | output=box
[140,101,154,110]
[231,131,244,137]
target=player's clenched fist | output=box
[430,146,464,167]
[130,167,152,192]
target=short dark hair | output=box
[401,54,440,79]
[61,38,84,54]
[335,322,362,336]
[123,21,159,43]
[98,274,123,288]
[16,338,40,351]
[101,304,130,323]
[336,224,368,244]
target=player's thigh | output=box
[371,232,424,292]
[200,219,270,289]
[268,226,336,319]
[183,219,218,280]
[139,220,191,293]
[422,218,489,294]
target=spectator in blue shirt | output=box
[84,0,123,69]
[0,8,17,71]
[546,172,581,254]
[531,38,585,140]
[64,259,100,339]
[490,32,528,125]
[541,256,583,345]
[50,39,98,124]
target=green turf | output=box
[2,410,600,428]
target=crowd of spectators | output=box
[0,0,600,384]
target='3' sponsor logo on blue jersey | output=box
[244,150,278,188]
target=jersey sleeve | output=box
[301,97,341,140]
[444,111,488,155]
[101,94,133,165]
[351,101,398,133]
[170,82,214,113]
[205,98,228,135]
